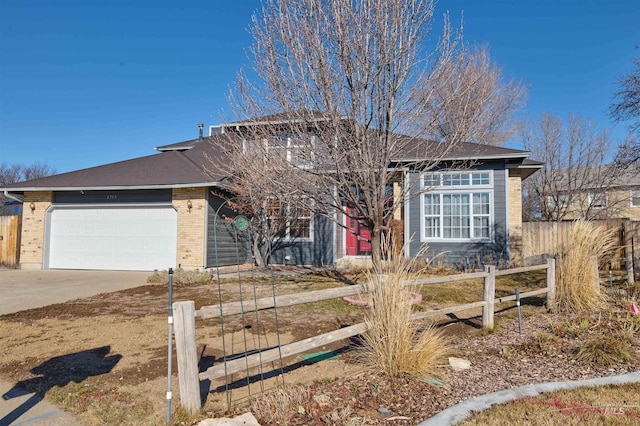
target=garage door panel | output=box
[48,206,177,271]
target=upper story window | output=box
[244,134,315,169]
[588,192,607,209]
[421,171,493,241]
[631,189,640,208]
[546,194,569,210]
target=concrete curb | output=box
[418,371,640,426]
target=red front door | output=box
[345,206,372,256]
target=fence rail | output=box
[174,259,556,413]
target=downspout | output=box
[3,190,23,203]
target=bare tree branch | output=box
[610,54,640,163]
[213,0,524,266]
[522,113,630,221]
[422,44,527,146]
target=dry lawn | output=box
[0,267,638,425]
[461,383,640,425]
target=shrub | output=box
[575,333,636,367]
[554,219,616,313]
[358,238,449,379]
[249,385,310,425]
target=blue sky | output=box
[1,0,638,174]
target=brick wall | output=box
[173,187,207,269]
[20,191,52,269]
[507,171,523,265]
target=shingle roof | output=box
[1,130,540,193]
[1,135,233,192]
[393,138,531,162]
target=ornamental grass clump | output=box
[359,239,449,378]
[554,219,616,313]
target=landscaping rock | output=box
[449,357,472,371]
[197,412,260,426]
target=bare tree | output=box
[0,162,56,202]
[610,54,640,163]
[210,134,313,267]
[423,44,527,146]
[217,0,521,266]
[522,113,628,221]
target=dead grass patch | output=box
[576,334,637,367]
[460,383,640,425]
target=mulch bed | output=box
[241,307,640,425]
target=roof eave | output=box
[0,182,223,193]
[392,152,530,162]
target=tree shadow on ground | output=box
[1,346,121,425]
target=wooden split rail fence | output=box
[173,259,556,413]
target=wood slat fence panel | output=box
[0,215,20,267]
[523,220,640,271]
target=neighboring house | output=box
[0,117,541,271]
[544,164,640,221]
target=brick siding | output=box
[507,171,523,264]
[20,191,52,269]
[173,187,207,269]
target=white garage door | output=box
[48,206,177,271]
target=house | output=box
[542,164,640,221]
[1,117,542,271]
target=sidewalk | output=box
[0,379,82,426]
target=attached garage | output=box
[46,205,177,271]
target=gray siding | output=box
[269,215,334,266]
[53,189,172,204]
[407,162,511,269]
[206,195,251,267]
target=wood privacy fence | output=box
[0,215,20,267]
[523,220,639,271]
[172,259,556,414]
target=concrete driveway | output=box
[0,269,150,425]
[0,269,151,316]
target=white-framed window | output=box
[588,192,607,209]
[423,171,492,189]
[421,171,493,241]
[546,194,569,210]
[631,189,640,208]
[245,134,315,168]
[265,199,313,241]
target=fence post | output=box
[173,301,202,414]
[546,258,556,311]
[592,255,600,288]
[482,265,495,330]
[627,235,636,284]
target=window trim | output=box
[420,171,494,243]
[246,135,315,169]
[423,170,493,190]
[546,194,569,210]
[266,199,314,242]
[631,189,640,208]
[588,191,608,209]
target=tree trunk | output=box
[253,237,266,267]
[371,226,382,271]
